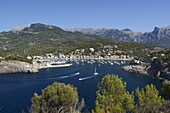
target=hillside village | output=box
[31,45,131,62]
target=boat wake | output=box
[79,75,95,81]
[58,75,68,79]
[48,72,80,80]
[67,72,80,77]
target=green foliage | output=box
[135,100,170,113]
[94,74,134,113]
[29,75,170,113]
[135,84,164,112]
[30,82,84,113]
[148,50,170,68]
[31,93,41,113]
[161,81,170,99]
[0,23,156,60]
[0,52,9,57]
[4,54,32,63]
[156,100,170,113]
[136,84,164,105]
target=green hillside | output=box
[0,23,161,61]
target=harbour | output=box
[0,60,163,113]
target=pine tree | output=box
[94,74,134,113]
[30,82,84,113]
[161,81,170,99]
[135,84,164,112]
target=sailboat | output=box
[94,67,98,76]
[79,67,98,81]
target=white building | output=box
[27,56,32,60]
[89,48,94,52]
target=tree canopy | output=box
[161,81,170,99]
[136,84,164,106]
[30,82,84,113]
[94,74,134,113]
[135,84,164,112]
[29,75,170,113]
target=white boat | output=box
[110,62,113,65]
[94,67,98,76]
[121,61,124,64]
[79,75,94,81]
[50,60,66,65]
[76,61,79,64]
[79,78,83,81]
[114,61,120,65]
[81,60,85,62]
[87,61,91,64]
[108,61,113,65]
[50,63,73,67]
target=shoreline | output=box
[33,58,132,70]
[122,65,149,75]
[37,63,73,69]
[40,57,133,61]
[0,60,38,74]
[0,58,131,74]
[122,64,170,83]
[1,59,169,83]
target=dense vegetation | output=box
[0,23,159,62]
[161,81,170,99]
[137,49,170,80]
[148,50,170,68]
[0,23,102,56]
[30,75,170,113]
[30,82,84,113]
[94,75,134,113]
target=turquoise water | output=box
[0,60,162,113]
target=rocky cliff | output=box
[65,26,170,48]
[122,57,170,82]
[0,60,38,74]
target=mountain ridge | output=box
[0,23,105,55]
[1,23,170,49]
[0,23,158,61]
[64,26,170,48]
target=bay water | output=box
[0,60,162,113]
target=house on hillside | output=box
[46,53,54,59]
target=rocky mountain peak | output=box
[11,23,63,33]
[121,28,132,32]
[3,23,170,48]
[11,24,31,32]
[65,25,170,48]
[152,27,160,35]
[153,27,161,32]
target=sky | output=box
[0,0,170,32]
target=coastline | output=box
[0,60,38,74]
[37,63,73,69]
[1,58,170,84]
[0,58,132,74]
[122,64,170,83]
[122,65,149,75]
[41,57,133,61]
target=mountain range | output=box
[0,23,168,57]
[0,23,104,55]
[65,26,170,48]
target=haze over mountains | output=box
[65,26,170,48]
